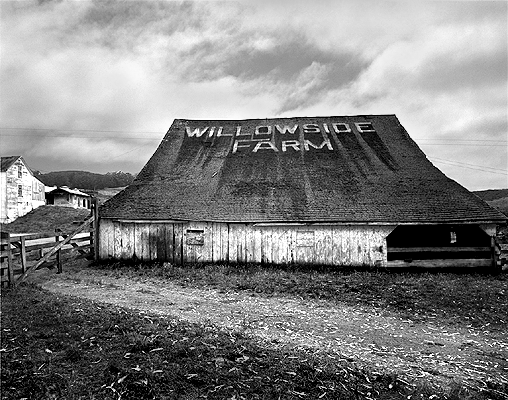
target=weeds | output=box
[4,284,505,399]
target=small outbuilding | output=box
[45,186,91,209]
[98,115,506,269]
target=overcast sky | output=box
[1,0,506,190]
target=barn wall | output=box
[99,219,394,267]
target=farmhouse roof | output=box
[100,115,506,224]
[1,156,22,172]
[46,186,90,197]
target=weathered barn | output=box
[0,156,46,223]
[99,115,506,268]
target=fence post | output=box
[491,236,499,272]
[55,229,62,273]
[20,236,27,274]
[91,197,99,261]
[1,231,13,288]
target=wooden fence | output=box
[1,199,98,288]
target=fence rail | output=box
[1,213,97,287]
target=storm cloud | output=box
[1,0,506,190]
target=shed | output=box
[45,186,91,209]
[98,115,506,268]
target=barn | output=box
[98,115,506,269]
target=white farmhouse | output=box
[0,156,46,223]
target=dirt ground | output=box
[27,261,508,395]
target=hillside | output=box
[35,170,135,190]
[474,189,508,217]
[474,189,508,202]
[1,206,90,236]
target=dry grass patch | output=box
[99,262,508,331]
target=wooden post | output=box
[91,197,99,261]
[55,230,62,273]
[20,236,27,274]
[56,250,62,273]
[17,216,94,283]
[491,236,499,272]
[1,232,13,288]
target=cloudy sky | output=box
[1,0,506,190]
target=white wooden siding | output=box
[99,219,393,267]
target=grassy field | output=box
[3,280,505,400]
[1,205,90,236]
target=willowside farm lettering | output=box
[185,122,377,154]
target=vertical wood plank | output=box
[98,221,107,259]
[314,228,326,265]
[253,227,262,263]
[174,224,183,265]
[362,226,370,266]
[155,224,166,262]
[274,227,282,264]
[133,223,142,260]
[203,222,212,262]
[261,228,270,264]
[100,219,114,259]
[238,224,246,263]
[323,227,334,265]
[210,223,217,262]
[20,237,27,273]
[148,224,157,261]
[183,224,191,263]
[331,226,340,266]
[229,224,238,263]
[245,226,254,263]
[165,224,174,263]
[277,226,288,265]
[367,227,378,265]
[345,226,354,266]
[222,223,229,263]
[121,223,133,259]
[113,221,122,259]
[213,222,225,263]
[139,224,150,261]
[289,228,296,265]
[93,198,99,261]
[350,227,360,266]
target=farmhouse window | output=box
[186,229,205,246]
[18,165,22,178]
[18,185,22,197]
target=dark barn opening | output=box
[387,225,492,264]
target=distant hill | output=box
[35,170,135,190]
[474,189,508,217]
[474,189,508,202]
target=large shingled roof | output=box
[100,115,506,223]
